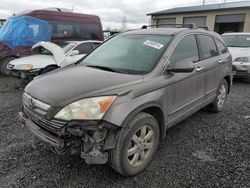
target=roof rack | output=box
[141,23,209,30]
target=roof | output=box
[222,32,250,36]
[123,28,186,36]
[147,1,250,16]
[121,27,213,36]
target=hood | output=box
[9,54,55,69]
[25,65,144,107]
[32,41,65,65]
[228,47,250,60]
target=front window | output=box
[81,34,172,75]
[222,35,250,48]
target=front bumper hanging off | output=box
[18,111,118,164]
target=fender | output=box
[103,87,168,138]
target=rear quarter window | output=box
[197,35,218,60]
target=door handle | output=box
[196,67,204,72]
[218,59,224,64]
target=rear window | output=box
[49,22,102,40]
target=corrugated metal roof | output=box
[147,1,250,15]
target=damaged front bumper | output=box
[18,111,118,164]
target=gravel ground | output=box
[0,76,249,188]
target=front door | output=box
[166,34,203,123]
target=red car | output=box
[0,8,103,75]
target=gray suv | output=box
[19,26,232,176]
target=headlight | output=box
[15,64,33,70]
[234,57,250,63]
[55,96,116,121]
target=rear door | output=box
[196,35,222,102]
[167,34,203,122]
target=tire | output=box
[0,57,16,76]
[40,66,58,75]
[109,112,160,177]
[209,79,228,113]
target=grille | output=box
[24,106,66,134]
[23,93,66,134]
[23,93,50,116]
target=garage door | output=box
[183,16,206,27]
[157,18,176,28]
[216,14,245,23]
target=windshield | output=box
[222,35,250,48]
[63,43,75,53]
[81,34,172,75]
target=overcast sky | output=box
[0,0,249,29]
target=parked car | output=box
[8,40,102,78]
[103,29,121,39]
[19,26,232,176]
[222,32,250,82]
[0,8,103,75]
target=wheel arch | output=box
[224,75,231,93]
[119,103,166,140]
[0,55,18,62]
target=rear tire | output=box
[109,112,159,177]
[40,66,58,75]
[209,79,228,113]
[0,57,16,76]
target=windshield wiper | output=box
[86,65,125,73]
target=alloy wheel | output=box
[127,125,155,167]
[217,84,227,108]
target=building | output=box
[147,1,250,34]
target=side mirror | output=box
[68,50,79,56]
[165,61,195,73]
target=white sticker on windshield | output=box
[247,38,250,40]
[143,40,164,49]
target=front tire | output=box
[0,57,16,76]
[209,79,228,113]
[109,112,159,177]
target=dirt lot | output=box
[0,76,249,188]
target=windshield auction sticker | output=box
[143,40,164,49]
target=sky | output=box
[0,0,249,29]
